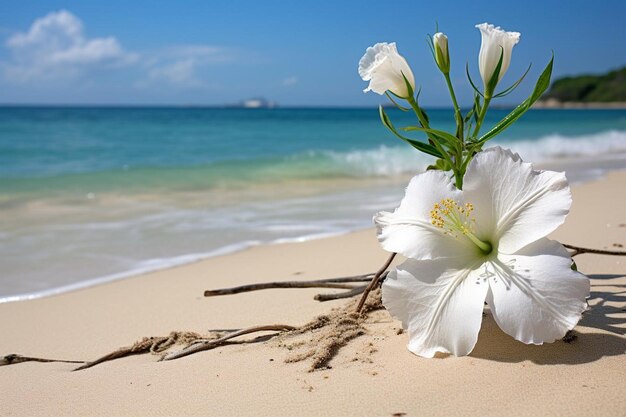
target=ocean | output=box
[1,106,625,301]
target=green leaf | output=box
[466,63,484,98]
[426,158,452,172]
[379,106,442,158]
[465,119,474,139]
[473,93,481,124]
[493,63,532,98]
[530,53,554,102]
[403,125,459,147]
[401,72,414,99]
[419,103,430,125]
[426,34,436,61]
[486,47,504,96]
[436,158,452,171]
[477,55,554,145]
[414,86,422,101]
[385,92,410,112]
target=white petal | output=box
[358,43,390,80]
[499,31,520,81]
[383,257,488,357]
[364,57,405,95]
[486,238,589,344]
[433,32,448,56]
[388,47,415,96]
[462,146,571,254]
[374,170,476,260]
[433,32,449,71]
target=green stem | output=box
[407,96,454,169]
[444,74,464,143]
[406,96,430,129]
[454,172,463,189]
[406,95,465,189]
[443,73,466,188]
[472,95,492,139]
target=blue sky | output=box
[0,0,624,106]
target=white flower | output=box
[375,147,589,357]
[433,32,450,73]
[475,23,520,93]
[358,42,415,98]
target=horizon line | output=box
[0,103,521,110]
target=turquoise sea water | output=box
[1,107,625,300]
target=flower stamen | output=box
[430,199,492,254]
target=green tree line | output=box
[543,66,626,102]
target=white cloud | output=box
[282,76,299,87]
[3,10,136,81]
[146,59,203,87]
[2,10,238,92]
[138,45,233,89]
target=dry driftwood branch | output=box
[74,347,142,371]
[204,281,359,297]
[74,331,204,371]
[0,354,84,367]
[161,324,296,361]
[355,253,396,313]
[314,285,367,302]
[564,244,626,257]
[204,274,374,297]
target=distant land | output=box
[228,97,278,109]
[535,66,626,109]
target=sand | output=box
[0,171,624,416]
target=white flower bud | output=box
[433,32,450,74]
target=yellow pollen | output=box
[429,199,492,254]
[430,199,474,235]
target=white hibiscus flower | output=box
[376,146,589,357]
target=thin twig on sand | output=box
[74,331,205,371]
[205,281,359,297]
[564,244,626,257]
[314,285,367,301]
[355,253,396,313]
[0,354,84,367]
[161,324,296,361]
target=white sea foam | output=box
[320,130,626,177]
[494,130,626,163]
[0,229,363,304]
[325,145,432,176]
[0,242,260,303]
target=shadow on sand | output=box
[470,273,626,365]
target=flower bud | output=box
[358,42,416,98]
[475,23,520,95]
[433,32,450,74]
